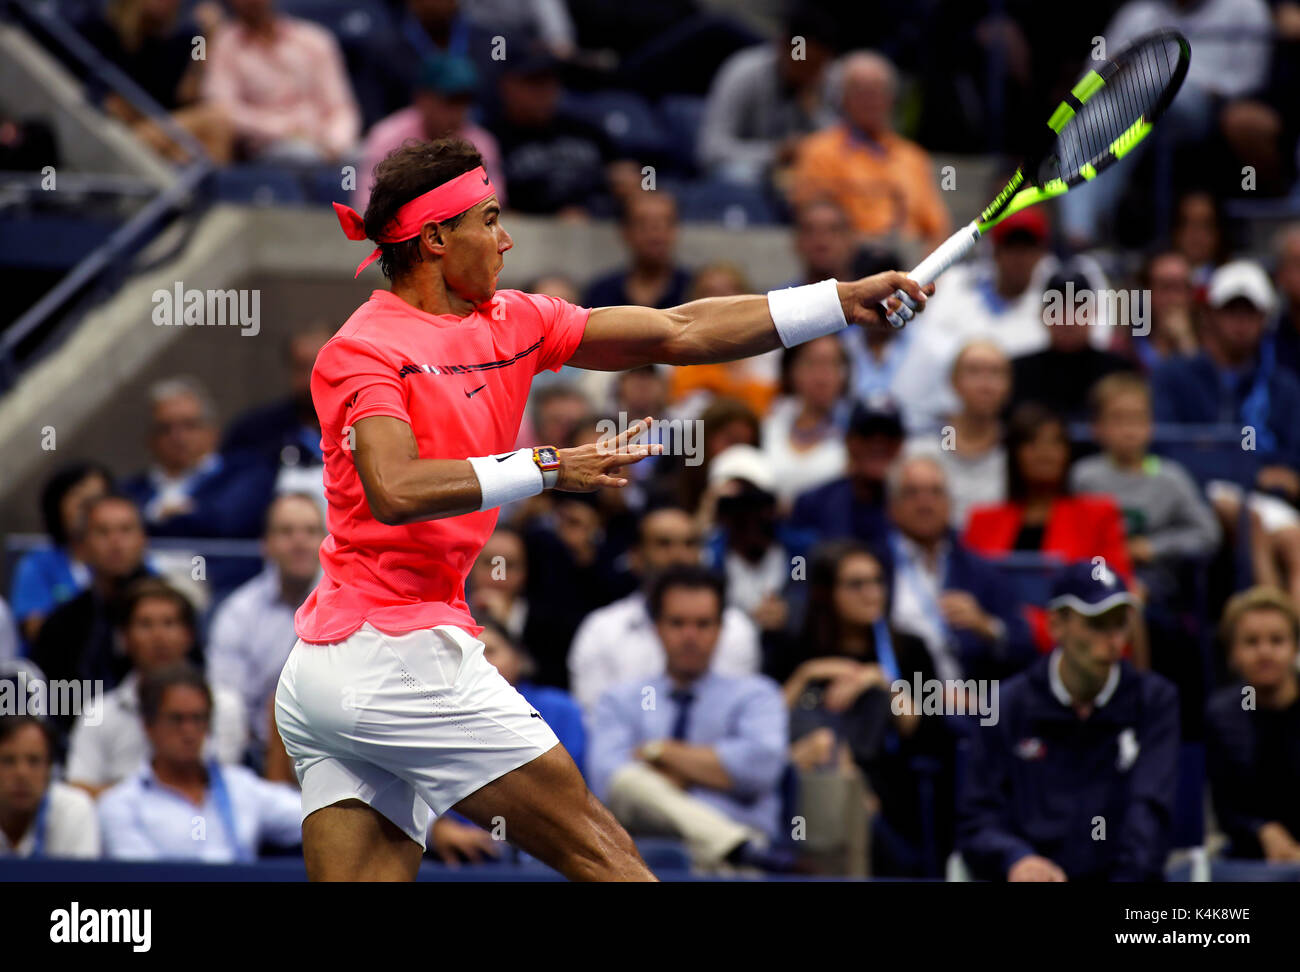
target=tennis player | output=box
[273,137,931,881]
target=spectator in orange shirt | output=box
[788,52,949,248]
[202,0,360,164]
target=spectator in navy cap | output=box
[956,561,1179,882]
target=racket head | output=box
[976,29,1191,232]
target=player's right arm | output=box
[351,415,660,525]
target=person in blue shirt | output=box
[9,461,112,645]
[98,664,301,863]
[956,561,1179,882]
[588,565,789,872]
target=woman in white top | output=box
[762,334,851,507]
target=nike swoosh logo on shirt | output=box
[465,384,487,398]
[481,175,490,185]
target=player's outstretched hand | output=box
[555,415,664,491]
[837,272,935,329]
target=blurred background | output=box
[2,0,1300,883]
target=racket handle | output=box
[883,221,983,327]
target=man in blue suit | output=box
[884,453,1034,683]
[120,377,276,540]
[956,562,1179,882]
[787,396,903,554]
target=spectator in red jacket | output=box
[963,403,1136,654]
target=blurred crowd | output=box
[3,0,1300,880]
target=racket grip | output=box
[883,221,983,327]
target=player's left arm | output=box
[564,272,933,372]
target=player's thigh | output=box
[302,799,423,882]
[451,743,619,856]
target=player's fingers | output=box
[605,446,655,467]
[614,415,654,449]
[892,274,928,307]
[594,473,630,488]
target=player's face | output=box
[264,496,325,583]
[147,686,210,766]
[125,597,193,673]
[0,724,51,817]
[657,588,722,680]
[441,198,511,306]
[1231,608,1299,693]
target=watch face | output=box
[535,447,559,467]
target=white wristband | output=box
[766,279,848,348]
[467,448,544,511]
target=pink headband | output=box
[333,166,497,278]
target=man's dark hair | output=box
[114,578,197,636]
[40,462,113,547]
[647,564,726,622]
[364,137,485,281]
[0,714,55,762]
[138,663,212,727]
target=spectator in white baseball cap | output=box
[1152,257,1300,602]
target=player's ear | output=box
[422,222,448,257]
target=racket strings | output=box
[1055,36,1178,178]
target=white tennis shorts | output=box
[274,622,559,848]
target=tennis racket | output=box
[883,28,1191,327]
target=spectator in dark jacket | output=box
[787,397,903,554]
[1009,259,1135,424]
[121,377,276,539]
[1151,259,1300,479]
[884,454,1035,684]
[1206,587,1300,863]
[31,494,153,709]
[957,562,1179,882]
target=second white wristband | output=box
[766,278,849,348]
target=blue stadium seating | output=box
[560,90,673,163]
[208,166,307,206]
[657,94,707,172]
[665,178,782,227]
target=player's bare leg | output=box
[302,799,423,882]
[452,744,658,881]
